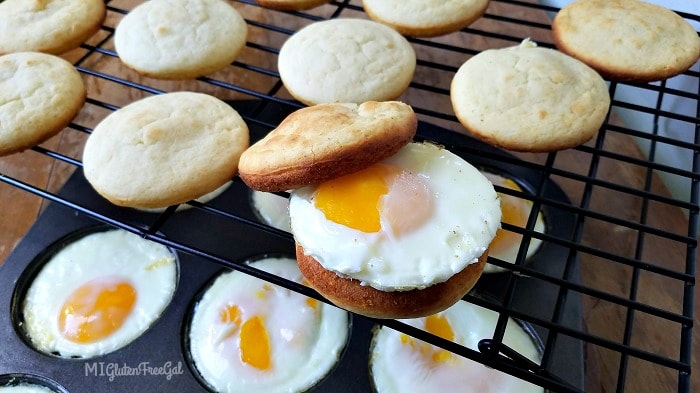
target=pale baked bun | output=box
[0,52,86,156]
[0,0,105,55]
[115,0,247,80]
[83,92,249,209]
[451,39,610,152]
[552,0,700,82]
[297,244,487,319]
[363,0,489,37]
[238,101,417,192]
[277,18,416,106]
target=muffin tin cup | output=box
[0,107,582,392]
[0,373,69,393]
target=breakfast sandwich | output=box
[238,101,501,318]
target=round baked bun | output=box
[297,244,487,319]
[115,0,248,80]
[238,101,417,192]
[0,0,105,55]
[83,92,249,209]
[277,18,416,106]
[289,142,501,319]
[0,52,86,156]
[552,0,700,82]
[363,0,489,37]
[450,38,610,152]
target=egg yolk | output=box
[58,277,136,343]
[489,178,531,257]
[220,304,242,324]
[314,163,433,236]
[218,283,321,371]
[239,316,271,370]
[400,313,456,364]
[425,313,454,341]
[219,304,271,370]
[219,304,242,341]
[219,304,274,371]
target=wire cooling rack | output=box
[0,1,697,392]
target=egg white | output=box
[370,301,544,393]
[0,385,57,393]
[188,257,349,393]
[289,142,501,291]
[482,172,545,273]
[137,181,232,213]
[21,229,178,358]
[250,190,291,233]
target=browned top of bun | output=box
[238,101,417,192]
[296,243,487,319]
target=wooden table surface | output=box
[0,1,697,392]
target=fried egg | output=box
[370,301,544,393]
[289,142,501,291]
[188,257,349,393]
[21,229,178,358]
[250,190,291,232]
[482,172,545,273]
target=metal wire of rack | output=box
[0,0,697,392]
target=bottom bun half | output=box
[296,244,487,319]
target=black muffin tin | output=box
[0,105,582,392]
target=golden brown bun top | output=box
[238,101,417,192]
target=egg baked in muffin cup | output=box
[480,170,546,273]
[187,256,349,393]
[19,228,178,359]
[238,101,501,318]
[369,300,544,393]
